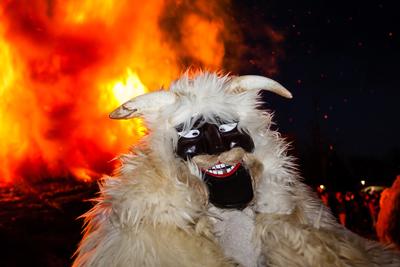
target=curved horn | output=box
[109,91,176,119]
[227,75,292,99]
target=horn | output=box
[227,75,293,99]
[109,91,176,119]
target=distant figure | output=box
[368,192,380,228]
[376,175,400,249]
[335,191,347,226]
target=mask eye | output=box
[218,122,237,133]
[178,129,200,138]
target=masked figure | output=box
[74,72,400,267]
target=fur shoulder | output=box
[73,150,235,266]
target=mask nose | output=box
[204,124,226,155]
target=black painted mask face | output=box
[176,118,254,159]
[175,117,255,209]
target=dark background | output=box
[232,0,399,190]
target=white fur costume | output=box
[74,72,400,267]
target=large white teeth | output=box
[206,163,237,175]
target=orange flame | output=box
[0,0,229,185]
[0,1,283,185]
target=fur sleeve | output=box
[256,193,400,267]
[73,153,235,267]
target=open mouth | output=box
[203,162,241,178]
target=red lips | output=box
[202,162,241,178]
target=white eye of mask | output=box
[218,122,237,133]
[178,129,200,138]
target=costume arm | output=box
[73,173,234,267]
[256,193,400,267]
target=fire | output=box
[61,0,118,25]
[100,68,148,141]
[108,68,147,105]
[0,23,20,184]
[0,0,227,185]
[180,14,224,69]
[0,1,282,185]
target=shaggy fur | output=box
[74,72,400,267]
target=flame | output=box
[61,0,118,25]
[108,68,147,105]
[180,14,225,69]
[0,0,228,185]
[0,22,20,184]
[0,1,282,185]
[99,68,148,141]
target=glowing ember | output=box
[0,1,282,185]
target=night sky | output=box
[231,1,399,189]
